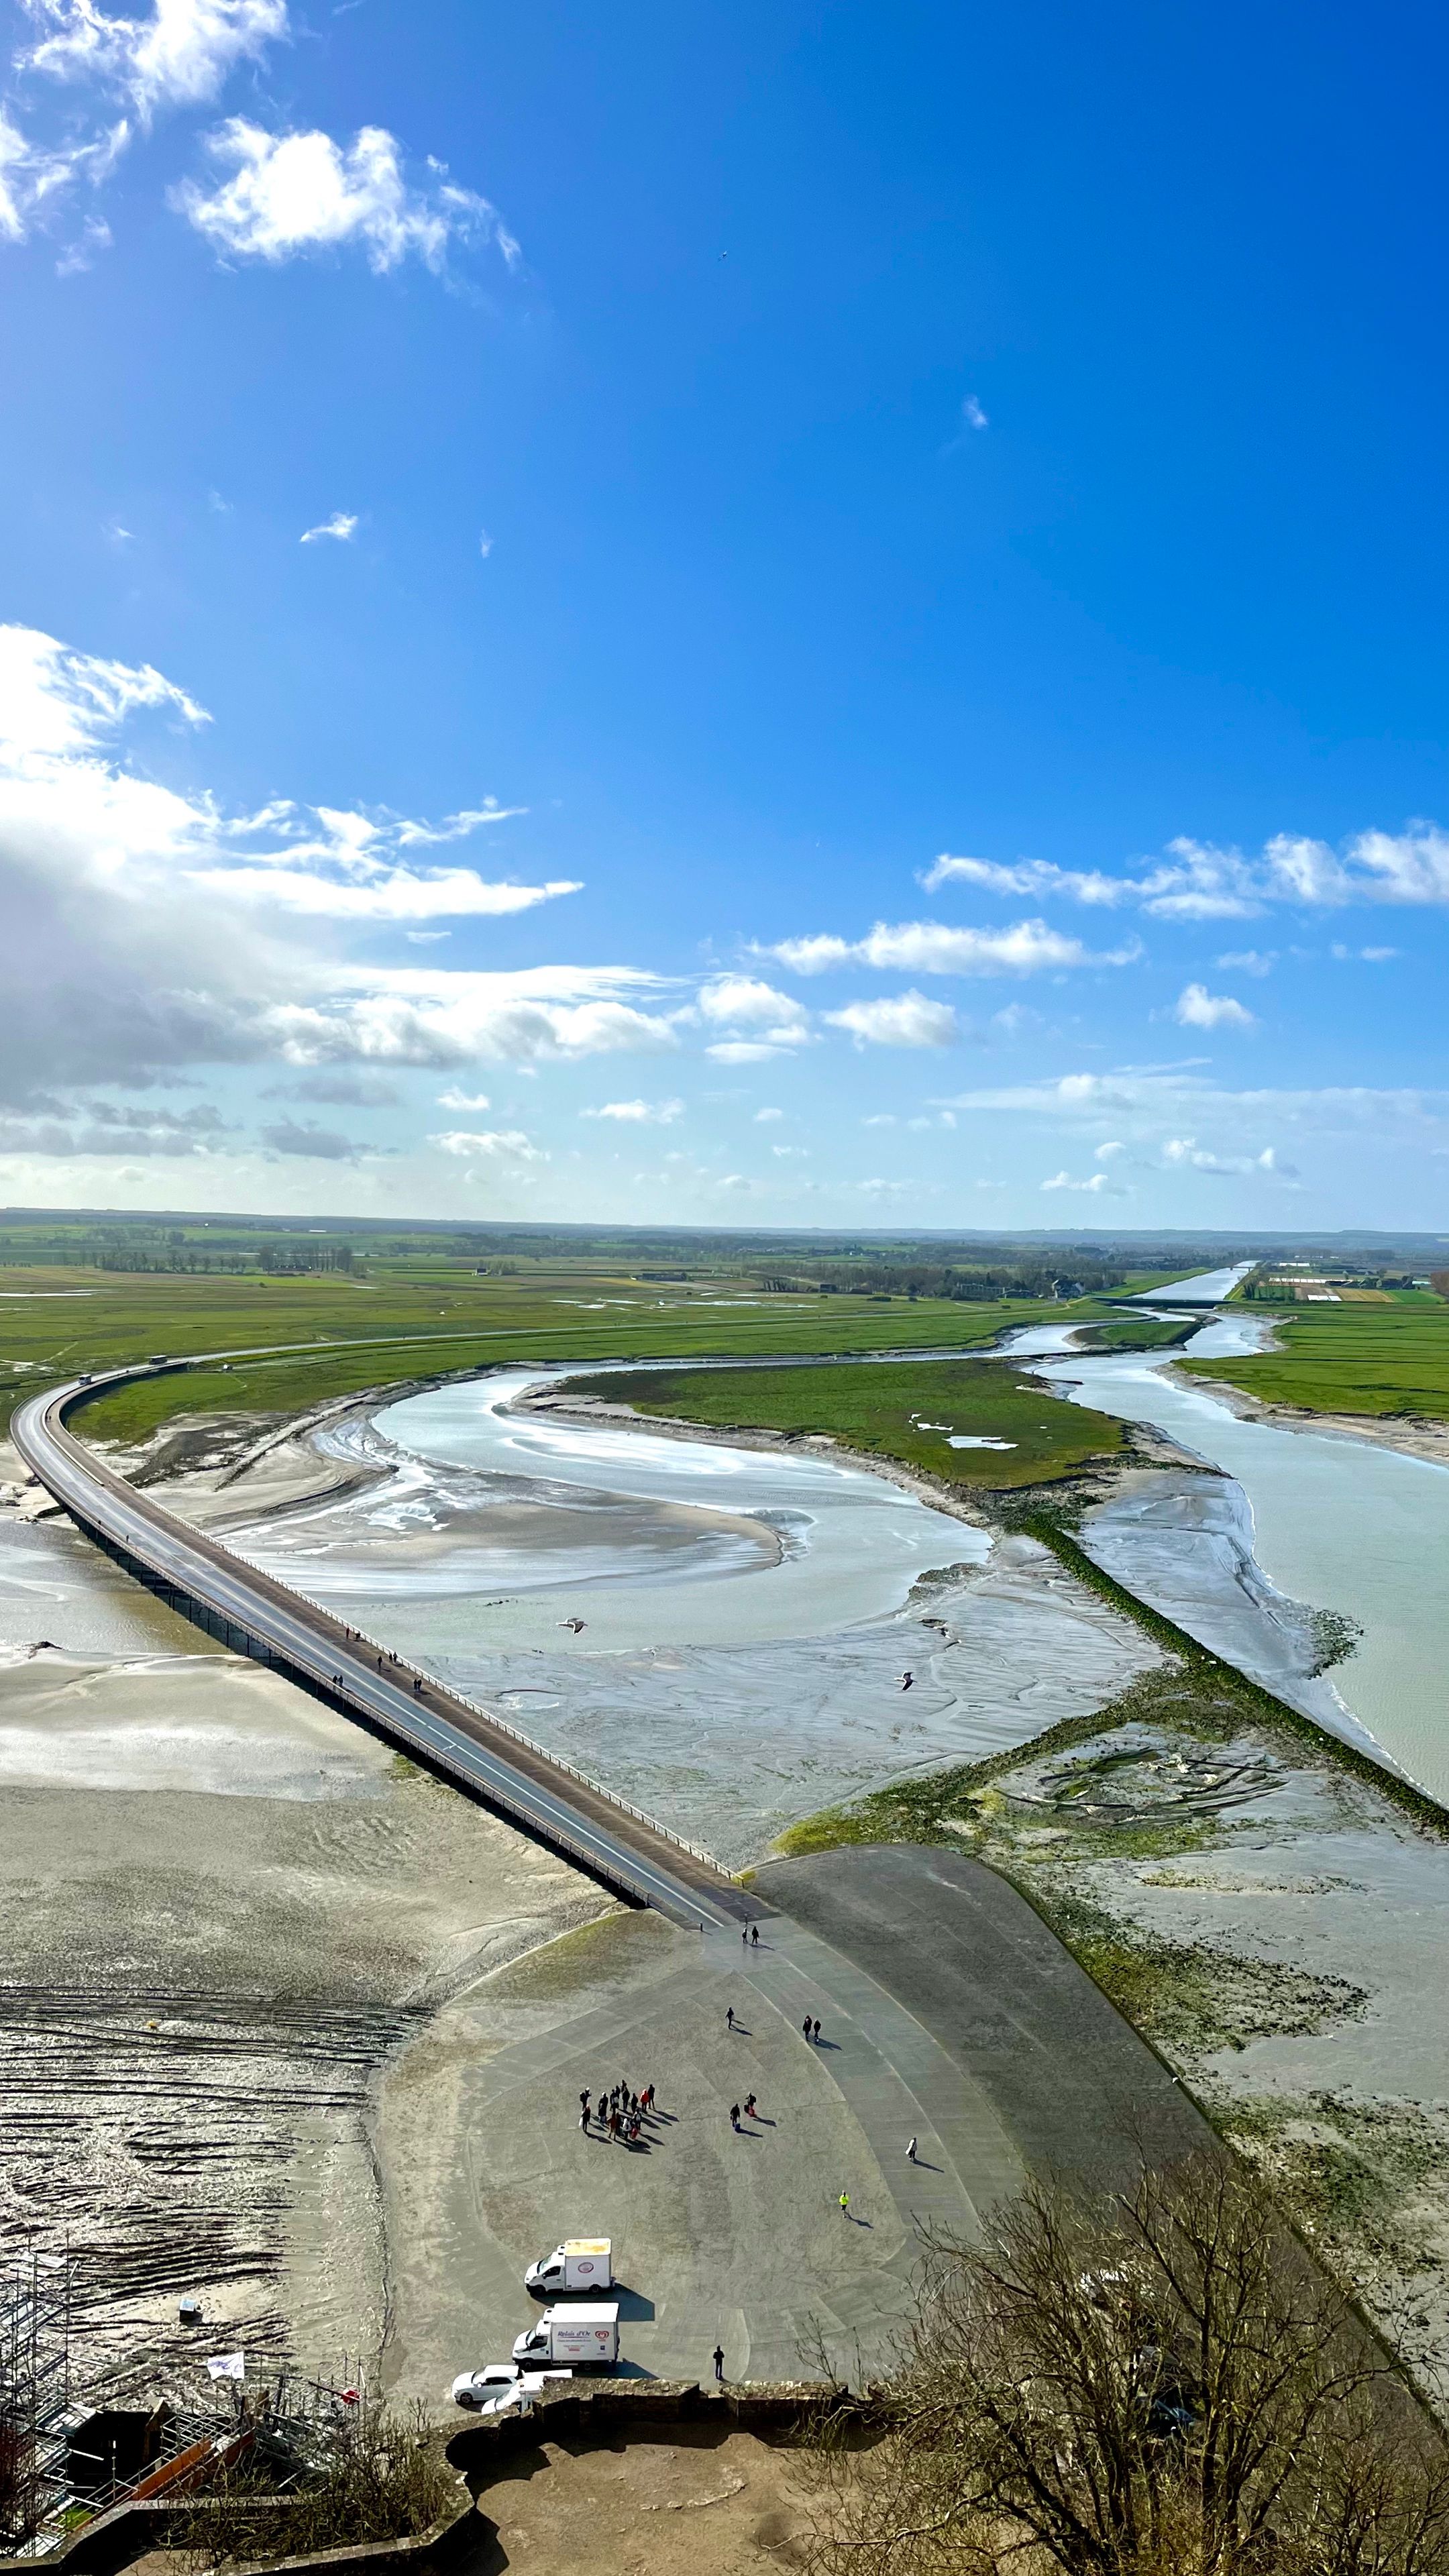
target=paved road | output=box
[755,1844,1217,2190]
[11,1371,751,1929]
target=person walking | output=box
[579,2107,589,2133]
[712,2344,725,2383]
[750,1925,759,1947]
[730,2102,741,2130]
[812,2017,822,2044]
[906,2135,918,2163]
[742,1925,749,1945]
[580,2088,590,2116]
[744,2092,757,2120]
[727,2005,735,2032]
[839,2191,851,2219]
[802,2015,812,2043]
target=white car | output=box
[450,2363,572,2414]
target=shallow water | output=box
[1042,1316,1449,1799]
[235,1366,992,1651]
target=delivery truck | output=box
[511,2302,619,2370]
[525,2238,612,2297]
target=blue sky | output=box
[3,0,1448,1230]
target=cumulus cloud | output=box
[1042,1169,1114,1193]
[766,919,1136,977]
[301,511,356,544]
[824,991,958,1048]
[753,1106,783,1123]
[1217,949,1276,977]
[0,621,678,1130]
[582,1098,684,1124]
[174,119,518,273]
[696,975,810,1060]
[19,0,288,116]
[1094,1138,1126,1161]
[435,1087,490,1112]
[430,1127,545,1161]
[1174,983,1255,1030]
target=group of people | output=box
[728,2092,759,2131]
[580,2081,655,2144]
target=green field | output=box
[561,1355,1127,1491]
[0,1258,1176,1447]
[1189,1291,1449,1419]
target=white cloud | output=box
[1162,1137,1292,1179]
[1216,949,1276,976]
[174,119,517,273]
[301,511,356,544]
[582,1098,684,1124]
[19,0,288,115]
[195,859,582,922]
[1094,1139,1126,1161]
[824,991,958,1048]
[923,854,1128,906]
[767,918,1134,977]
[696,975,810,1060]
[1174,983,1255,1030]
[1042,1169,1113,1193]
[0,621,678,1116]
[394,801,526,846]
[753,1106,783,1123]
[926,823,1449,920]
[478,529,493,559]
[705,1039,787,1065]
[698,975,808,1034]
[430,1127,545,1162]
[435,1088,490,1111]
[0,109,127,244]
[962,394,988,431]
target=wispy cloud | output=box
[19,0,288,117]
[301,512,357,544]
[926,823,1449,918]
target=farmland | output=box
[1191,1289,1449,1420]
[0,1251,1180,1446]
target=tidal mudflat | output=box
[0,1450,605,2388]
[150,1369,1168,1862]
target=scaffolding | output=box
[0,2252,74,2551]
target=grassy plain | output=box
[0,1259,1167,1444]
[561,1354,1126,1491]
[1191,1290,1449,1419]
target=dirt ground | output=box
[472,2421,816,2574]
